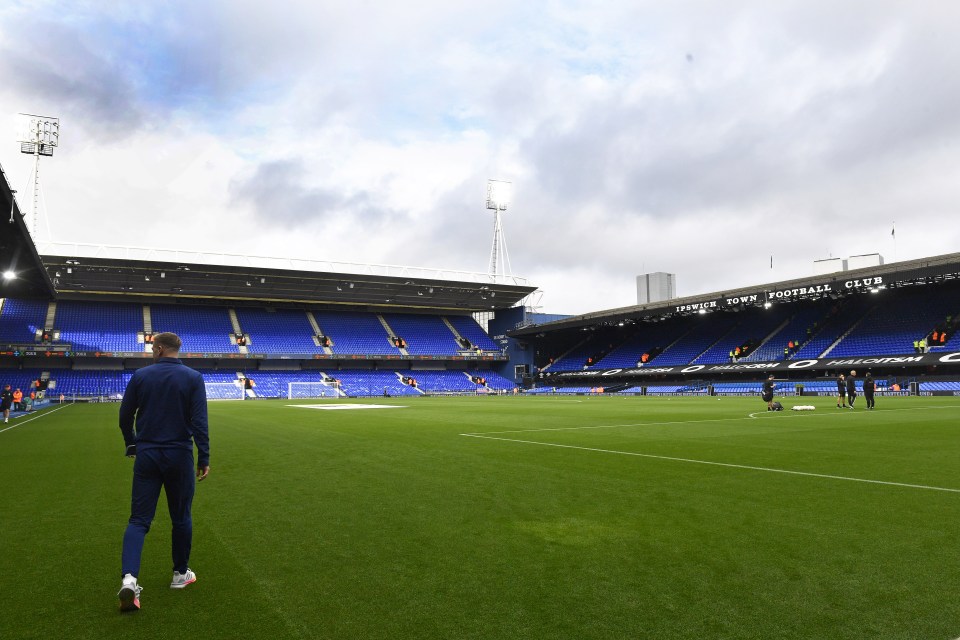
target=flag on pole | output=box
[891,223,896,238]
[770,255,773,269]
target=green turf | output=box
[2,395,960,639]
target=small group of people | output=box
[760,370,876,411]
[836,370,876,409]
[0,385,35,423]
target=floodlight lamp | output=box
[16,113,59,155]
[486,179,511,211]
[764,302,772,309]
[698,309,707,315]
[3,270,15,280]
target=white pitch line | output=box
[0,403,71,434]
[463,404,960,436]
[460,433,960,494]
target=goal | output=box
[287,381,340,400]
[204,381,246,401]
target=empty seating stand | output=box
[312,311,395,355]
[383,313,460,356]
[235,308,321,354]
[446,316,500,350]
[0,299,48,343]
[55,300,142,352]
[151,304,237,353]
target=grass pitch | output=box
[2,395,960,639]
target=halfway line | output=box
[460,433,960,494]
[0,403,72,434]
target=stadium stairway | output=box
[378,315,409,356]
[395,371,425,394]
[821,304,877,358]
[44,301,56,332]
[306,311,335,355]
[228,309,249,354]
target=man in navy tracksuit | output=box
[117,332,210,612]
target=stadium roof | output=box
[510,251,960,336]
[38,246,536,312]
[0,164,56,299]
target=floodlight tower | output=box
[15,113,59,237]
[486,179,513,277]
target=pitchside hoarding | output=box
[545,351,960,380]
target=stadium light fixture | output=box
[486,179,513,277]
[3,270,15,280]
[764,302,772,309]
[16,113,59,238]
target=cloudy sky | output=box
[1,0,959,315]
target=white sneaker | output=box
[170,568,197,589]
[118,574,142,612]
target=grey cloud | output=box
[0,20,145,137]
[228,159,400,228]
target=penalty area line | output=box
[460,433,960,494]
[0,402,72,434]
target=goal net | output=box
[288,381,340,399]
[204,381,246,401]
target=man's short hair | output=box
[153,332,182,352]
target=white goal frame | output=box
[287,381,340,400]
[204,381,246,401]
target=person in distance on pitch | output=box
[836,373,846,409]
[846,370,858,409]
[117,332,210,612]
[1,384,12,423]
[761,374,776,411]
[863,372,876,410]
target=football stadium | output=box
[4,158,960,639]
[4,6,960,639]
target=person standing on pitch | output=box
[1,384,12,423]
[761,374,776,411]
[836,373,846,409]
[846,370,858,409]
[117,332,210,612]
[863,372,876,410]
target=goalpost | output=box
[204,382,246,401]
[287,381,340,400]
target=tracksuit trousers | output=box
[121,447,195,577]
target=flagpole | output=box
[891,221,897,262]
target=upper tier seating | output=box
[792,297,874,360]
[594,321,691,369]
[653,314,739,366]
[829,289,958,357]
[695,308,790,365]
[446,316,500,350]
[312,311,396,355]
[151,304,236,353]
[56,300,142,352]
[741,305,826,362]
[235,308,321,354]
[383,313,460,356]
[548,335,605,371]
[0,299,48,343]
